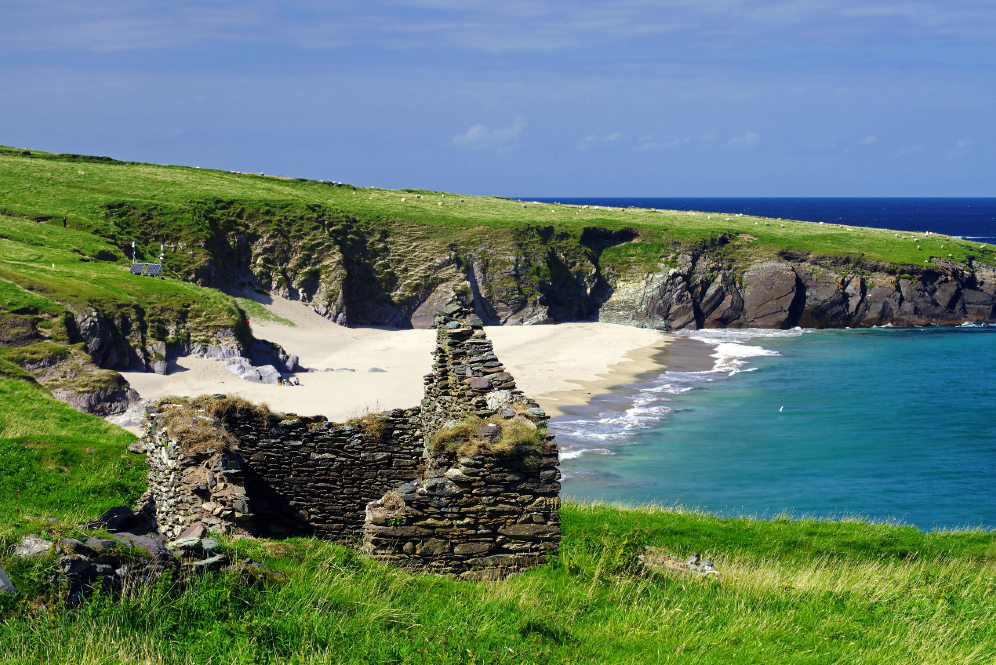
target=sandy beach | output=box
[120,296,671,424]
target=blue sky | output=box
[1,1,993,196]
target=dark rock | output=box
[0,567,16,595]
[741,261,801,328]
[112,533,176,564]
[497,524,560,539]
[57,555,93,576]
[453,542,492,556]
[421,477,462,497]
[84,506,135,532]
[167,537,206,559]
[417,538,450,555]
[190,555,229,572]
[85,538,118,553]
[58,538,96,558]
[368,367,387,373]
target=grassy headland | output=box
[2,146,996,662]
[2,383,996,663]
[2,145,991,270]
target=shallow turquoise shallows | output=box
[553,327,996,530]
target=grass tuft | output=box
[431,414,546,458]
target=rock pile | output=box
[5,512,286,606]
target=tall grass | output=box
[2,502,995,663]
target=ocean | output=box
[535,198,996,530]
[552,326,996,531]
[526,197,996,246]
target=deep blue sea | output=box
[525,197,996,246]
[532,198,996,530]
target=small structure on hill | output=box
[138,304,561,579]
[129,243,165,278]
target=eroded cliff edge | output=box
[107,199,993,330]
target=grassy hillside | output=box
[2,460,995,662]
[2,363,994,662]
[2,144,992,278]
[0,377,142,531]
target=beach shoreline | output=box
[115,296,677,425]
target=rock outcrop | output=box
[599,255,996,330]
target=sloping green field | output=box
[1,382,995,664]
[2,145,992,271]
[2,146,996,663]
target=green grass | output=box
[0,213,254,359]
[2,145,995,663]
[1,146,991,273]
[0,376,141,529]
[1,500,994,663]
[1,392,995,663]
[233,295,295,326]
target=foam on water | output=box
[551,328,799,461]
[556,326,996,529]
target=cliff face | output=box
[598,253,996,329]
[99,201,996,330]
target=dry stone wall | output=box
[140,303,561,579]
[141,399,422,542]
[224,408,422,540]
[363,303,562,579]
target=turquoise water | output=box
[553,327,996,530]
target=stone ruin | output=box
[139,304,561,579]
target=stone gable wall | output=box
[225,408,422,540]
[363,303,562,579]
[142,402,422,542]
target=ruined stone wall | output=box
[142,399,422,542]
[142,303,562,579]
[225,408,422,541]
[363,303,562,578]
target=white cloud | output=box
[894,143,924,158]
[453,115,526,149]
[856,135,878,145]
[945,138,972,159]
[638,134,692,151]
[578,132,624,150]
[727,131,760,148]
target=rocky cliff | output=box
[96,201,996,330]
[599,252,996,329]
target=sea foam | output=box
[551,329,801,461]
